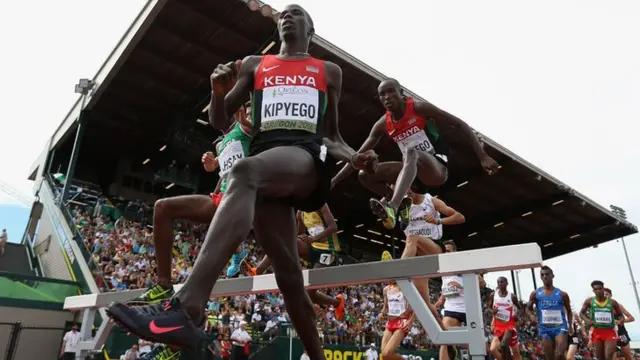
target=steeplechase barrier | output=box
[64,243,543,360]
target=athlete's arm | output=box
[561,291,573,333]
[526,290,536,313]
[486,291,495,312]
[213,177,223,194]
[322,61,358,163]
[414,101,487,161]
[435,294,445,309]
[236,106,252,132]
[296,211,306,236]
[432,198,465,225]
[511,293,521,309]
[331,118,386,187]
[379,286,389,318]
[579,298,593,326]
[611,299,626,325]
[310,204,337,243]
[619,303,635,323]
[208,56,258,131]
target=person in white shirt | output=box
[137,339,153,355]
[300,349,311,360]
[123,344,140,360]
[231,321,251,360]
[60,324,80,360]
[365,343,378,360]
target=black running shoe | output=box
[106,298,202,349]
[369,198,396,229]
[128,284,175,306]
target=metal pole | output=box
[621,237,640,313]
[531,268,538,290]
[510,270,517,295]
[515,270,523,300]
[61,98,87,202]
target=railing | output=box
[46,174,111,292]
[0,271,81,304]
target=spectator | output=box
[122,344,139,360]
[365,343,378,360]
[59,324,80,360]
[0,228,7,258]
[300,349,311,360]
[230,321,251,360]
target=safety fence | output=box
[0,322,66,360]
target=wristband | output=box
[437,218,442,225]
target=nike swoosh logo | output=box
[149,320,184,334]
[263,65,279,72]
[149,290,170,300]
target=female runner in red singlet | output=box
[379,280,415,360]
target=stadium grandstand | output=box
[0,0,636,359]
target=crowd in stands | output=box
[67,200,598,359]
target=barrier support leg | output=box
[76,308,96,360]
[398,273,486,360]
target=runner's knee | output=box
[227,158,259,190]
[404,147,418,164]
[154,198,172,216]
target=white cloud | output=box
[1,0,638,340]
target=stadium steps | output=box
[0,242,34,276]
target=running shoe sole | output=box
[369,198,394,229]
[105,303,202,349]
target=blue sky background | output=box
[0,205,30,243]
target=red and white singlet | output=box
[385,286,411,333]
[385,97,435,156]
[493,291,518,346]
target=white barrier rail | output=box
[66,243,543,360]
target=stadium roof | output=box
[30,0,637,260]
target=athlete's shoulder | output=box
[323,61,342,88]
[241,55,263,72]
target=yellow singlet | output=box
[301,210,341,252]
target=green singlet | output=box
[216,122,251,193]
[589,297,615,329]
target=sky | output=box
[1,0,639,338]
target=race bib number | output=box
[308,225,324,237]
[218,141,244,177]
[318,253,332,265]
[541,310,563,325]
[619,334,628,342]
[261,81,319,133]
[408,227,432,236]
[396,129,435,155]
[496,308,511,322]
[594,311,612,324]
[442,285,460,297]
[388,301,406,317]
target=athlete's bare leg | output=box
[620,344,633,360]
[174,146,322,358]
[553,334,568,360]
[603,340,618,360]
[439,316,462,360]
[358,162,403,197]
[500,330,515,360]
[490,337,503,360]
[255,239,339,307]
[401,234,443,327]
[566,344,578,360]
[541,338,555,360]
[153,195,216,286]
[388,148,447,209]
[359,149,446,210]
[380,329,406,360]
[252,201,323,360]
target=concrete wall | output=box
[0,307,75,360]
